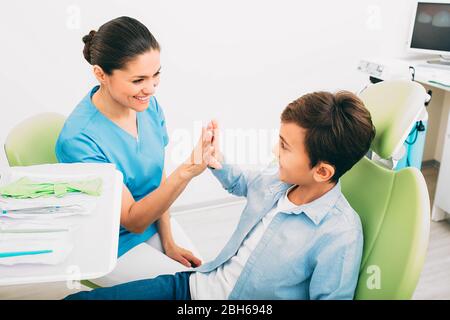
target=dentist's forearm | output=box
[124,166,191,233]
[156,172,175,248]
[157,210,174,249]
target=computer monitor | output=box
[408,1,450,65]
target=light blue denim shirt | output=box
[194,161,363,300]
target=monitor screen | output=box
[410,2,450,53]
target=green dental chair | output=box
[4,113,66,167]
[342,80,431,299]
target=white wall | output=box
[0,0,417,208]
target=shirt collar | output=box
[279,181,342,226]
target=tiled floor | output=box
[413,165,450,299]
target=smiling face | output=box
[278,122,335,186]
[278,122,315,186]
[94,49,161,112]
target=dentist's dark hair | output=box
[82,16,160,75]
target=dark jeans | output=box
[64,271,192,300]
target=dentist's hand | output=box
[164,242,202,268]
[180,122,220,179]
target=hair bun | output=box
[82,30,96,44]
[82,30,96,64]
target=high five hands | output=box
[182,120,223,179]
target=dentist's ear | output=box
[93,65,107,84]
[313,162,335,183]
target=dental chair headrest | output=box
[359,80,429,160]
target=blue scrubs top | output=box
[56,85,169,257]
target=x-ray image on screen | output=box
[411,2,450,52]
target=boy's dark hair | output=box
[281,91,376,183]
[82,16,160,75]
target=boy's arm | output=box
[309,229,363,300]
[207,120,260,197]
[209,155,260,198]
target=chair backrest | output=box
[359,80,428,159]
[340,80,431,299]
[4,113,66,166]
[341,144,430,299]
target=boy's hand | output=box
[208,119,223,169]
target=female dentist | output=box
[55,16,220,285]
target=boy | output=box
[65,90,376,300]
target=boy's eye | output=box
[154,71,160,77]
[133,79,144,84]
[280,141,286,149]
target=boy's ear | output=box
[93,65,107,84]
[313,162,335,183]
